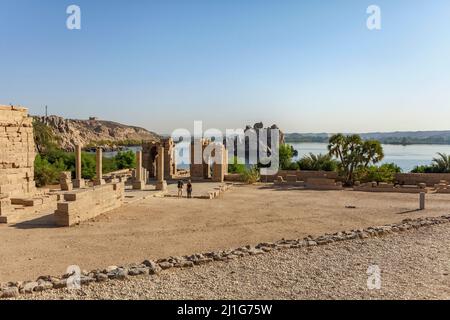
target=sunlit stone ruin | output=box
[2,104,450,228]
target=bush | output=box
[297,153,338,171]
[34,155,63,187]
[34,149,136,186]
[228,156,247,174]
[114,150,136,170]
[411,153,450,173]
[279,144,298,170]
[356,163,402,183]
[241,166,261,184]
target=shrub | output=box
[279,144,298,170]
[114,150,136,169]
[356,163,402,183]
[297,153,338,171]
[34,155,63,187]
[241,165,261,184]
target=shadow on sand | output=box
[11,214,58,229]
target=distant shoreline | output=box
[285,139,450,146]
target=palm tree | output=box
[328,134,384,185]
[33,119,57,154]
[432,153,450,173]
[298,153,337,171]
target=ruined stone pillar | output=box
[133,150,145,190]
[94,147,105,186]
[212,144,225,183]
[73,145,85,188]
[60,171,73,191]
[156,146,167,191]
[420,192,426,210]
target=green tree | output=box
[33,119,58,153]
[279,144,298,170]
[114,150,136,170]
[432,152,450,173]
[328,134,384,185]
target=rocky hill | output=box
[34,115,161,151]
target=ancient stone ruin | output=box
[0,106,43,223]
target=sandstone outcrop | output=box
[34,115,160,151]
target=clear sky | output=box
[1,0,449,134]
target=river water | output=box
[290,143,450,173]
[101,143,450,173]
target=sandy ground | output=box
[1,185,449,283]
[16,223,450,300]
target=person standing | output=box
[177,180,184,198]
[187,180,193,199]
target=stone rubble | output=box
[1,214,449,299]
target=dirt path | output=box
[1,185,449,283]
[17,223,450,300]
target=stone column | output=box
[133,150,145,190]
[73,145,85,188]
[156,146,167,191]
[212,144,225,183]
[94,147,105,186]
[420,192,426,210]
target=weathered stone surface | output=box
[158,262,173,270]
[34,281,53,292]
[1,286,19,298]
[143,260,161,275]
[21,281,38,294]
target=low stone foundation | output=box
[395,173,450,187]
[262,170,339,182]
[354,182,428,194]
[305,178,343,190]
[54,182,125,227]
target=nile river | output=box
[104,143,450,173]
[290,143,450,173]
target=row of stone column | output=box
[133,147,167,191]
[67,145,167,191]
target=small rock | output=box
[179,261,194,268]
[307,241,317,247]
[105,266,119,273]
[143,260,161,275]
[34,281,53,292]
[128,268,149,276]
[159,262,173,270]
[1,287,19,298]
[96,273,109,282]
[21,282,38,294]
[52,279,67,289]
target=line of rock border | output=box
[1,214,449,299]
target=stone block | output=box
[132,180,145,190]
[156,180,168,191]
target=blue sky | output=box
[1,0,449,134]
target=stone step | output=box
[0,195,58,224]
[0,210,54,224]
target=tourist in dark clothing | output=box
[187,180,193,199]
[177,180,184,198]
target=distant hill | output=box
[34,115,161,151]
[285,131,450,145]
